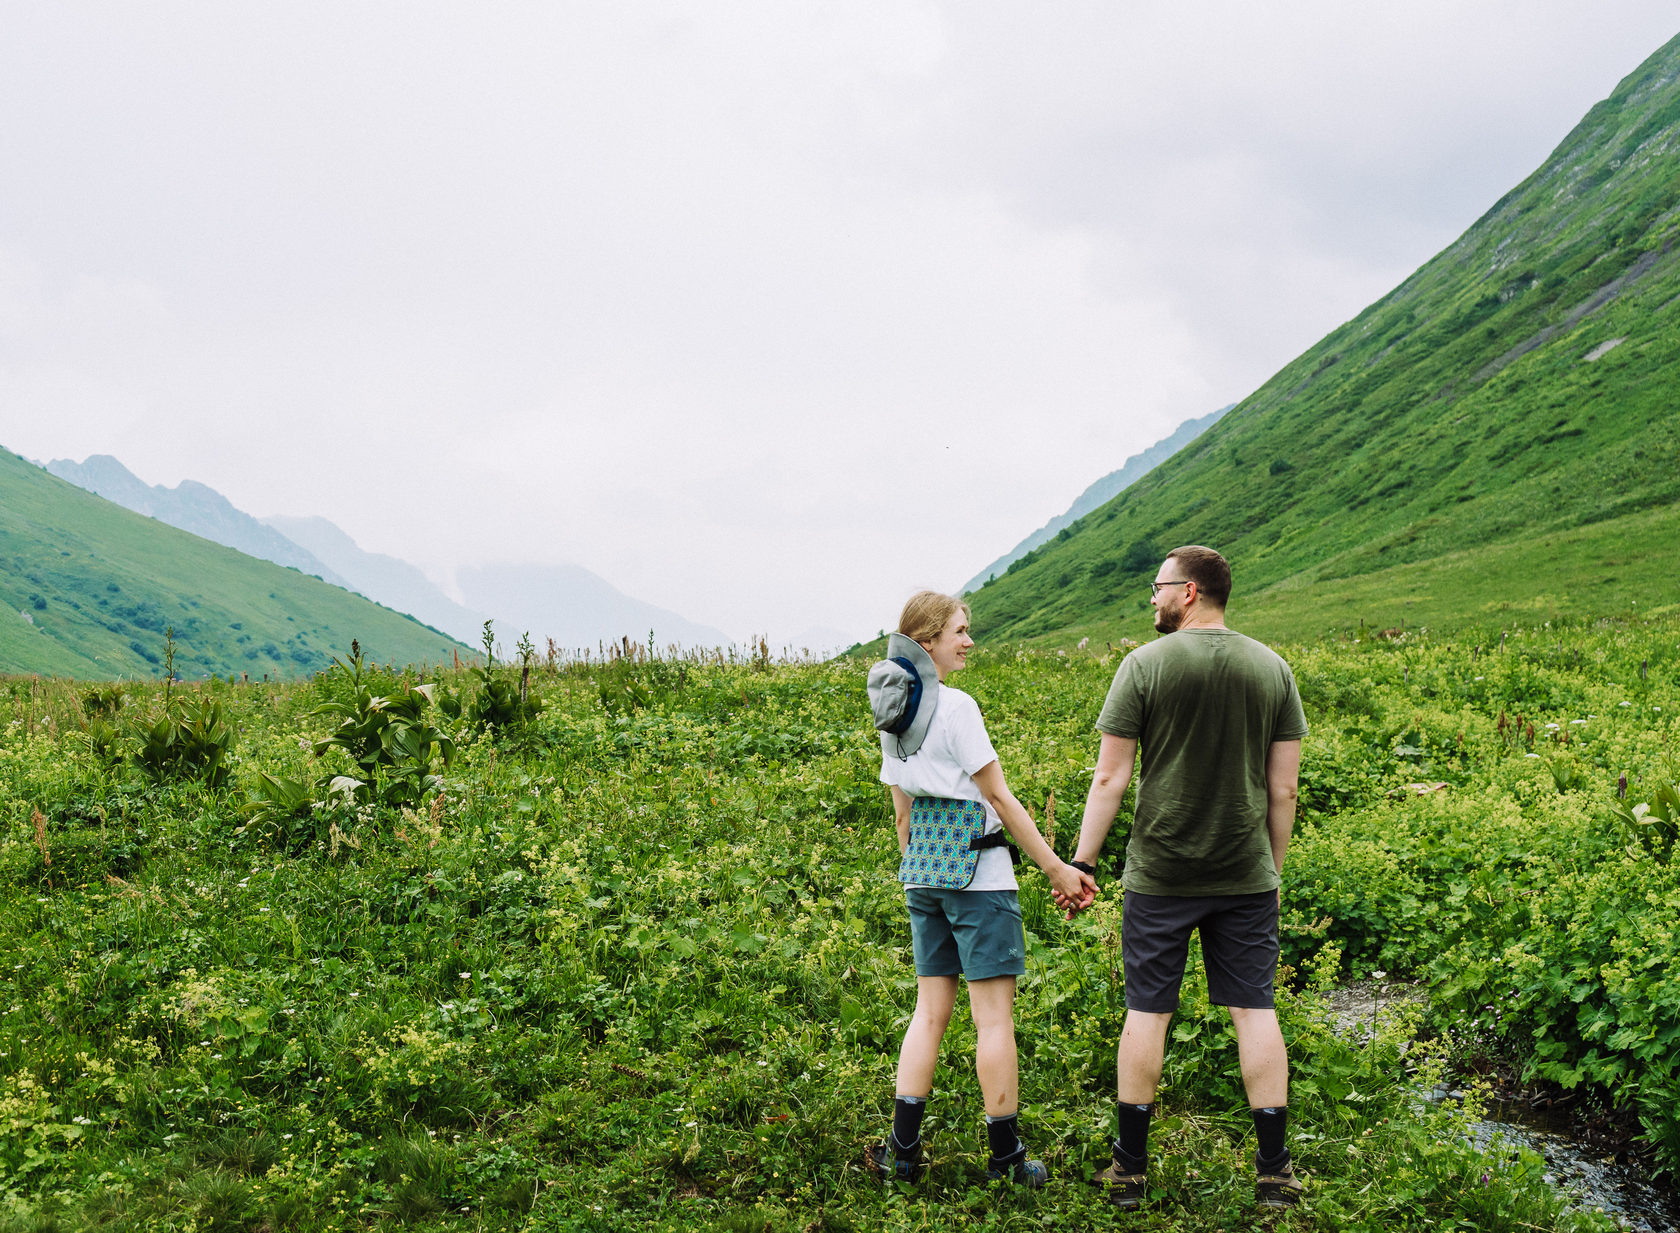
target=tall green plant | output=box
[467,622,544,731]
[128,629,235,788]
[311,641,454,808]
[1606,781,1680,857]
[132,696,235,789]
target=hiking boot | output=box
[1255,1157,1304,1209]
[865,1138,926,1183]
[986,1152,1048,1187]
[1095,1163,1147,1210]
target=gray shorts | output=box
[905,887,1026,981]
[1122,890,1279,1012]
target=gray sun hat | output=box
[867,632,940,759]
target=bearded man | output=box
[1062,544,1308,1211]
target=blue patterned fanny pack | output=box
[898,795,1003,889]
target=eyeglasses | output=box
[1150,580,1192,595]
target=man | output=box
[1061,545,1307,1211]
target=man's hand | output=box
[1051,868,1097,918]
[1048,861,1096,913]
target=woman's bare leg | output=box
[895,975,959,1096]
[966,976,1019,1115]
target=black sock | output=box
[1113,1102,1152,1173]
[1252,1106,1289,1170]
[891,1096,927,1152]
[985,1113,1025,1165]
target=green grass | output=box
[3,614,1676,1230]
[0,448,469,679]
[967,32,1680,648]
[1023,500,1680,650]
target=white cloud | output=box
[2,3,1676,644]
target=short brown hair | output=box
[1165,545,1232,607]
[897,590,970,644]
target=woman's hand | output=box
[1048,861,1096,912]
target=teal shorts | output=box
[905,887,1026,981]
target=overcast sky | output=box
[2,4,1676,649]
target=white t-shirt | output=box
[879,684,1018,892]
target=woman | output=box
[864,591,1094,1185]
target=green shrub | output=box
[131,696,234,789]
[310,642,454,808]
[466,623,544,731]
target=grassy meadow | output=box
[2,615,1677,1231]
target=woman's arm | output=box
[890,784,913,855]
[971,761,1094,906]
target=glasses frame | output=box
[1149,579,1193,595]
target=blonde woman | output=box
[864,591,1095,1185]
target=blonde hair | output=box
[897,590,970,645]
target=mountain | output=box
[0,448,468,679]
[959,405,1232,595]
[967,32,1680,646]
[43,454,733,655]
[44,455,351,590]
[262,515,491,647]
[458,563,730,656]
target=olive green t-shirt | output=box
[1096,627,1308,896]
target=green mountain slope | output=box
[969,32,1680,645]
[0,449,469,679]
[959,404,1233,594]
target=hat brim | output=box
[880,632,939,759]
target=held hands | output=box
[1048,861,1097,916]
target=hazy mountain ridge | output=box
[459,563,730,656]
[261,515,491,647]
[1,448,466,678]
[44,455,351,590]
[960,404,1233,595]
[40,455,734,654]
[966,31,1680,645]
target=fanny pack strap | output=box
[970,831,1020,863]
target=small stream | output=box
[1455,1093,1679,1233]
[1328,982,1680,1231]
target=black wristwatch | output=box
[1069,860,1097,876]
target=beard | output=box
[1153,604,1183,634]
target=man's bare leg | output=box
[1116,1010,1173,1103]
[1228,1006,1288,1108]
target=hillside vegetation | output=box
[968,32,1680,647]
[0,449,468,679]
[2,614,1676,1230]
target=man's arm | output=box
[1265,739,1302,881]
[890,785,913,855]
[1072,733,1139,868]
